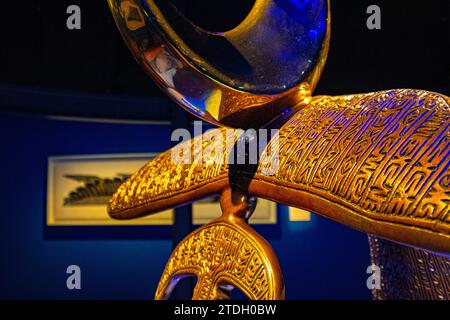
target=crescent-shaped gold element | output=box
[107,0,330,128]
[155,189,285,300]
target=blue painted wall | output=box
[0,112,371,299]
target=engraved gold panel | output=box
[109,89,450,255]
[368,235,450,300]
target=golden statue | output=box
[107,0,450,300]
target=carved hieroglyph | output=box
[155,222,284,300]
[109,89,450,255]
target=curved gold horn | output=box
[107,0,330,128]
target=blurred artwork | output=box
[47,153,173,226]
[47,154,278,226]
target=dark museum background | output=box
[0,0,448,299]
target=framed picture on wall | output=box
[47,153,173,226]
[193,195,277,225]
[47,153,278,226]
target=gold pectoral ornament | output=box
[107,0,450,300]
[155,189,284,300]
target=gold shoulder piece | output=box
[107,0,330,127]
[109,89,450,254]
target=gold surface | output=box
[107,0,331,128]
[107,0,449,300]
[155,189,284,300]
[109,89,450,255]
